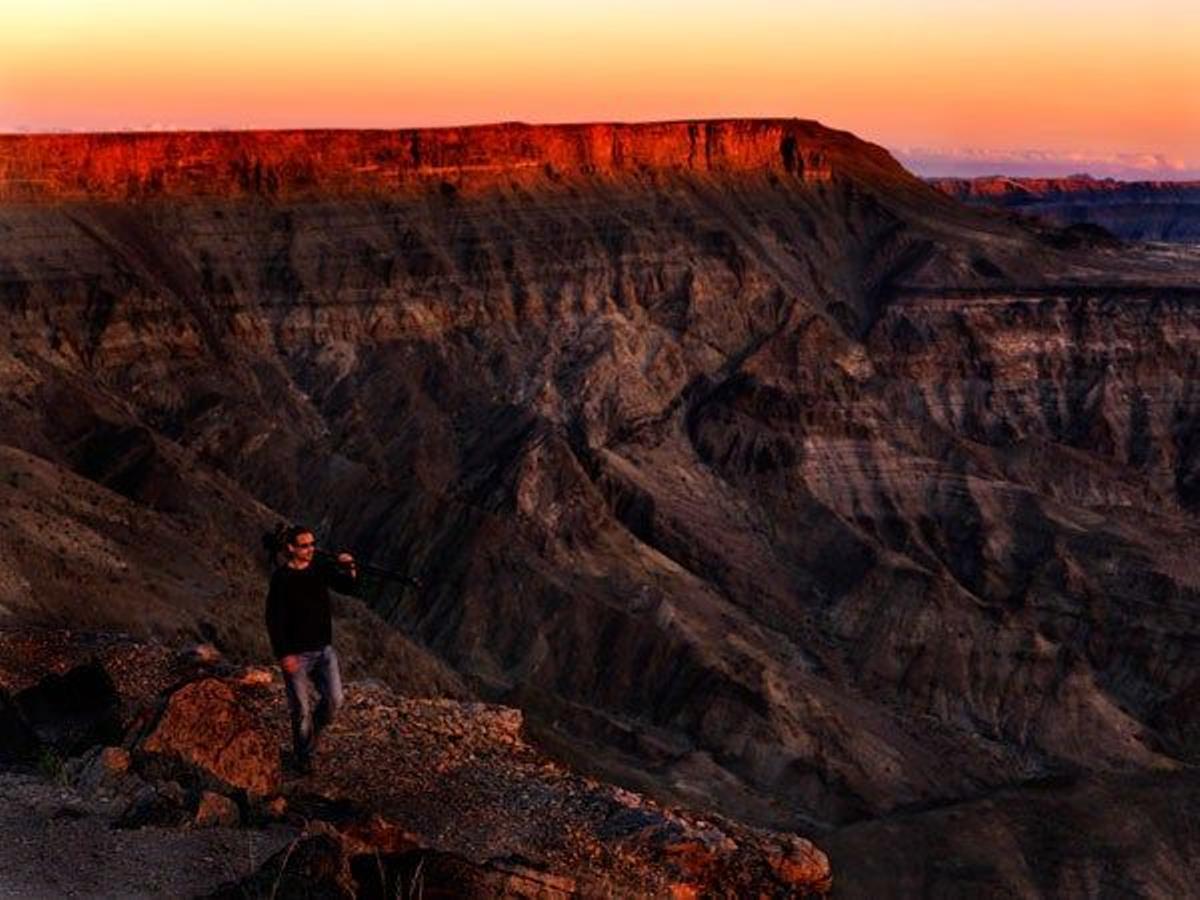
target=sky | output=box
[3,0,1199,179]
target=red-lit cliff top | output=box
[0,119,912,201]
[929,174,1200,200]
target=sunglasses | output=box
[292,540,316,549]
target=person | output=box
[265,525,358,775]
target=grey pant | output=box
[281,645,344,762]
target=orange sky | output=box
[3,1,1198,176]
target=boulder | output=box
[13,662,122,755]
[194,791,240,828]
[70,744,131,795]
[765,836,833,893]
[115,779,191,829]
[178,643,222,665]
[262,795,288,820]
[137,678,280,797]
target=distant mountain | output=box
[931,174,1200,242]
[2,121,1200,895]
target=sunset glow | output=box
[3,1,1198,177]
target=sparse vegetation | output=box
[402,854,426,900]
[267,836,300,900]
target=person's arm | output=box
[328,552,359,596]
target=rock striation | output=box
[930,174,1200,242]
[0,120,863,203]
[2,120,1200,894]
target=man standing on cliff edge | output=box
[265,525,357,775]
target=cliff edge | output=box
[0,119,918,202]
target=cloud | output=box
[892,146,1200,181]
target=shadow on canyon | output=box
[1,121,1199,896]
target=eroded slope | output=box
[2,121,1199,894]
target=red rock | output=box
[0,120,894,204]
[487,860,577,896]
[138,678,280,797]
[236,668,273,686]
[194,790,240,828]
[663,838,721,879]
[766,838,832,893]
[179,643,222,665]
[98,745,130,774]
[337,814,422,855]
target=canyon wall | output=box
[0,120,865,202]
[2,121,1199,894]
[931,175,1200,243]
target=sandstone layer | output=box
[2,120,1199,895]
[0,120,854,202]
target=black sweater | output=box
[265,561,358,658]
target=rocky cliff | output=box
[0,121,850,202]
[2,120,1199,896]
[930,175,1200,243]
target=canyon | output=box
[1,120,1199,896]
[930,175,1200,243]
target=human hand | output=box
[337,552,357,577]
[280,655,301,675]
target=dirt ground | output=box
[0,772,297,899]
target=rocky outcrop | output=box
[0,120,869,203]
[0,630,833,896]
[930,174,1200,203]
[137,676,282,797]
[0,660,122,764]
